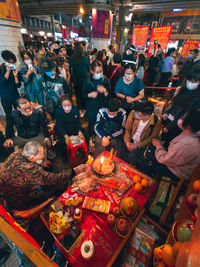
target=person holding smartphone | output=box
[0,50,20,118]
[20,50,44,107]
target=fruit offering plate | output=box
[114,216,133,238]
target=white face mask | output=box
[24,59,32,66]
[186,80,199,91]
[124,73,134,81]
[36,159,43,165]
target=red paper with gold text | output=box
[181,40,200,57]
[147,26,172,57]
[132,25,149,53]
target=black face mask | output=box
[53,48,60,55]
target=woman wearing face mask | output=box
[69,42,90,116]
[41,59,71,118]
[20,50,44,107]
[160,47,176,87]
[55,94,87,158]
[82,60,111,142]
[161,65,200,144]
[137,109,200,180]
[114,63,145,114]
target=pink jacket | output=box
[155,133,200,179]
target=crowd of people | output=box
[0,40,200,211]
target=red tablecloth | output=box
[57,152,157,267]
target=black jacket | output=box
[6,109,49,139]
[0,64,20,101]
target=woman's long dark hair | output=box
[72,43,84,63]
[90,60,103,76]
[138,54,145,68]
[165,48,176,58]
[173,65,200,106]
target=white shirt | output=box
[132,119,150,144]
[106,51,114,63]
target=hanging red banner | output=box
[147,26,172,57]
[181,40,200,57]
[132,25,149,52]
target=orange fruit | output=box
[161,246,176,267]
[134,183,143,192]
[173,241,183,257]
[154,247,163,260]
[157,261,167,267]
[193,180,200,192]
[133,175,141,184]
[141,178,149,188]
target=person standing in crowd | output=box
[96,50,107,74]
[0,141,72,210]
[70,42,90,117]
[114,63,145,113]
[80,41,88,56]
[182,48,200,76]
[136,54,145,80]
[106,52,124,96]
[4,98,50,149]
[122,45,136,66]
[82,60,111,145]
[20,50,44,107]
[106,45,114,65]
[46,42,61,67]
[161,65,200,144]
[160,48,176,86]
[94,98,126,156]
[137,109,200,180]
[35,43,46,69]
[119,101,161,165]
[55,94,87,159]
[41,59,71,118]
[0,50,20,118]
[90,48,97,62]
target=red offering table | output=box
[46,152,158,267]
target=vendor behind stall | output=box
[55,94,88,159]
[94,98,126,156]
[0,141,73,210]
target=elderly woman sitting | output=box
[0,141,72,210]
[136,109,200,180]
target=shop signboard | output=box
[132,25,149,52]
[147,26,172,57]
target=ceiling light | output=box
[39,31,45,36]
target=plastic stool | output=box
[67,136,88,168]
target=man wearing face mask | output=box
[119,101,161,165]
[94,98,126,156]
[4,98,50,149]
[20,50,44,106]
[161,65,200,145]
[0,141,73,210]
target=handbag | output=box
[143,144,157,165]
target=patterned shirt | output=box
[0,151,72,209]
